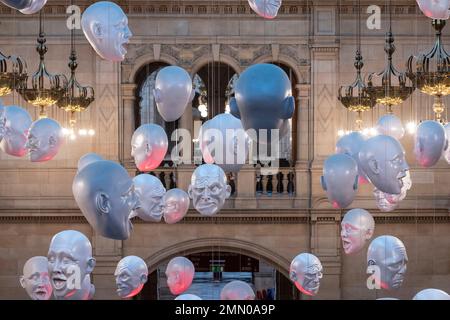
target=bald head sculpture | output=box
[77,153,103,173]
[188,164,231,216]
[26,118,64,162]
[341,209,375,255]
[20,256,52,300]
[163,188,190,224]
[289,253,323,296]
[47,230,96,299]
[131,174,166,222]
[367,235,408,290]
[73,160,137,240]
[0,105,32,157]
[165,257,195,295]
[131,124,168,172]
[114,256,148,299]
[220,280,255,300]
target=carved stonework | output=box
[221,44,271,66]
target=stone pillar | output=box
[91,232,122,300]
[234,164,257,209]
[294,84,312,208]
[121,83,137,167]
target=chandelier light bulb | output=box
[88,129,95,136]
[406,121,417,135]
[78,129,88,136]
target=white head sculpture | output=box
[114,256,148,299]
[321,153,359,209]
[47,230,96,300]
[163,188,190,224]
[444,123,450,164]
[77,152,103,173]
[416,0,450,20]
[289,253,323,296]
[413,288,450,300]
[367,235,408,290]
[0,105,32,157]
[220,280,256,300]
[72,160,137,240]
[199,113,249,173]
[26,118,64,162]
[165,256,195,295]
[0,0,47,14]
[376,114,405,140]
[188,164,231,216]
[341,209,375,255]
[248,0,282,19]
[131,174,166,222]
[20,256,52,300]
[414,120,447,168]
[131,124,168,172]
[0,100,4,142]
[359,135,409,195]
[335,131,369,184]
[175,293,202,300]
[65,274,95,300]
[374,188,400,212]
[81,1,132,62]
[154,66,195,122]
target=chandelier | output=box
[19,11,67,118]
[57,11,94,129]
[338,1,376,129]
[0,50,27,97]
[367,1,414,113]
[407,19,450,123]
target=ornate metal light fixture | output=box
[19,11,67,118]
[407,19,450,123]
[57,9,94,129]
[367,1,414,113]
[0,50,27,97]
[338,1,376,129]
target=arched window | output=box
[134,62,179,163]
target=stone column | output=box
[121,83,137,167]
[91,232,122,300]
[294,84,312,208]
[234,164,257,209]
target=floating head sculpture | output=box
[131,174,165,222]
[163,188,190,224]
[0,105,32,157]
[341,209,375,255]
[26,118,64,162]
[248,0,282,19]
[165,257,195,295]
[220,280,255,300]
[289,253,323,296]
[414,120,447,168]
[131,123,168,172]
[20,256,52,300]
[114,256,148,299]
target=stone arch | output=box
[144,237,291,278]
[190,54,241,77]
[252,54,303,84]
[128,53,179,83]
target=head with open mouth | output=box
[367,235,408,290]
[47,230,96,299]
[359,135,409,195]
[20,256,52,300]
[25,118,64,162]
[81,1,132,62]
[165,257,195,295]
[131,174,165,222]
[341,209,375,255]
[188,164,231,216]
[114,256,148,299]
[290,253,323,296]
[73,160,138,240]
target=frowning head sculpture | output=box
[47,230,96,300]
[0,105,32,157]
[414,120,447,168]
[81,1,132,62]
[341,209,375,255]
[131,174,165,222]
[165,257,195,295]
[131,124,168,172]
[220,280,256,300]
[289,253,323,296]
[188,164,231,216]
[163,188,190,224]
[248,0,282,19]
[115,256,148,299]
[26,118,64,162]
[359,135,409,195]
[73,160,137,240]
[199,113,249,173]
[20,256,52,300]
[416,0,450,20]
[0,0,47,14]
[229,63,295,143]
[154,66,195,122]
[367,235,408,290]
[321,153,359,209]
